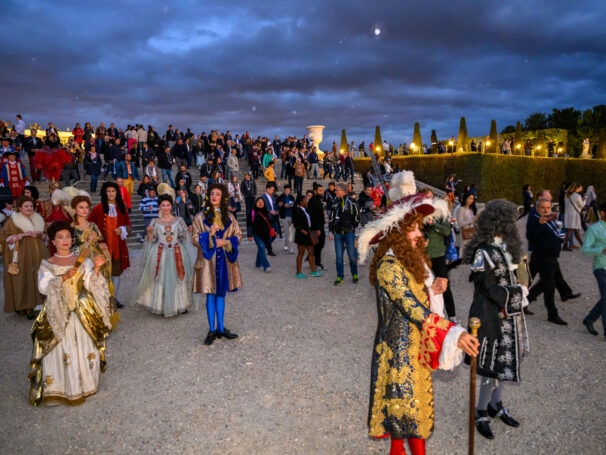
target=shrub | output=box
[354,154,606,204]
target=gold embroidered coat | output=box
[191,212,242,294]
[368,254,453,440]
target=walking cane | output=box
[468,317,481,455]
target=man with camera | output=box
[328,182,360,286]
[526,197,581,325]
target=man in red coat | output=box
[0,151,29,198]
[88,181,132,307]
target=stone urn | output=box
[306,125,325,151]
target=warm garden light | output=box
[536,145,541,150]
[516,144,521,149]
[376,146,380,152]
[558,147,563,152]
[486,140,491,146]
[448,140,454,146]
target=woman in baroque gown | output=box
[29,221,112,406]
[70,194,119,328]
[134,193,193,316]
[357,193,479,455]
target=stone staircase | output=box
[30,156,440,248]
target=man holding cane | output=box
[359,194,479,455]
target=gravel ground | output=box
[0,221,605,454]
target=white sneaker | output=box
[283,246,289,250]
[288,249,294,254]
[265,267,272,273]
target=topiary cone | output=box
[456,117,469,153]
[413,122,423,155]
[374,126,383,157]
[597,129,606,159]
[486,120,499,153]
[339,129,348,157]
[535,129,546,157]
[513,121,523,155]
[430,129,438,154]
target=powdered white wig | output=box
[388,170,416,202]
[358,195,435,264]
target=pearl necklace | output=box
[54,252,74,258]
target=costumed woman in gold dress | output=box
[0,195,49,318]
[29,220,112,406]
[70,194,120,329]
[358,193,479,455]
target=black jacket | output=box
[252,208,271,243]
[240,179,257,199]
[307,195,325,231]
[83,154,102,176]
[158,152,174,170]
[329,196,360,234]
[292,206,312,246]
[526,208,563,258]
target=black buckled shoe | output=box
[488,402,520,427]
[203,331,217,345]
[216,329,238,340]
[475,411,494,439]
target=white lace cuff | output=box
[119,226,128,240]
[438,325,466,371]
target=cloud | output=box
[1,0,605,145]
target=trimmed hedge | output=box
[354,153,606,204]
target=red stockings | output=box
[389,438,426,455]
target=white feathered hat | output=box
[424,197,451,222]
[62,186,91,217]
[388,170,416,202]
[358,193,435,263]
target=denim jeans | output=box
[90,174,99,193]
[334,231,358,279]
[162,169,174,187]
[254,235,271,270]
[585,268,606,334]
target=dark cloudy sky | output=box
[2,0,605,146]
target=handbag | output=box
[7,240,19,275]
[462,225,476,240]
[445,231,459,262]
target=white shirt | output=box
[265,193,274,211]
[15,119,25,135]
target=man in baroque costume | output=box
[358,174,479,455]
[463,199,530,440]
[191,183,242,345]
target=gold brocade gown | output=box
[29,258,113,406]
[73,222,119,328]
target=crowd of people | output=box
[1,116,605,455]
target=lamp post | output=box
[410,142,417,155]
[449,140,454,153]
[485,140,491,153]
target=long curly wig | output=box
[462,199,522,264]
[100,181,127,215]
[369,213,430,286]
[203,183,230,226]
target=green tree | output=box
[412,122,423,155]
[373,125,383,157]
[524,112,547,131]
[546,107,581,130]
[339,129,348,156]
[513,121,523,155]
[487,120,499,153]
[501,125,516,134]
[456,117,469,153]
